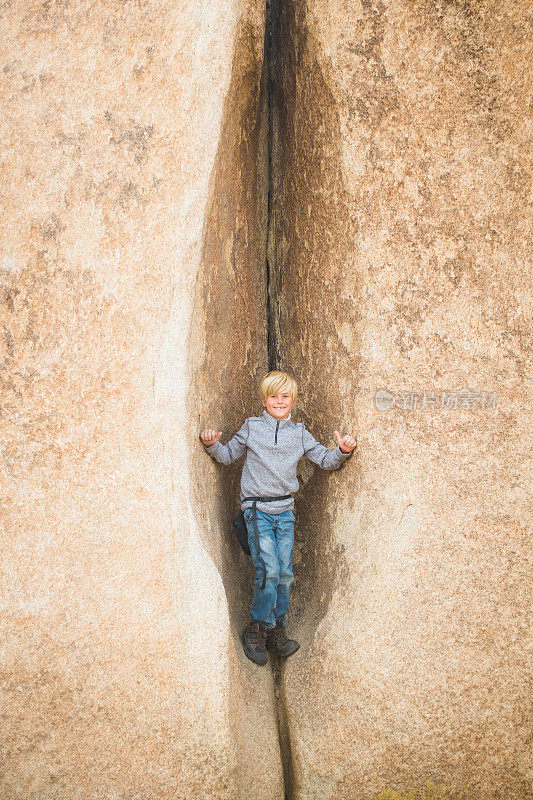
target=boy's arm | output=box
[203,420,249,465]
[302,426,353,471]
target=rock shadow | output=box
[186,13,270,633]
[269,0,361,643]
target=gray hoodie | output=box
[203,410,353,514]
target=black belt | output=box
[242,495,292,590]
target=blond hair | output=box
[259,370,298,406]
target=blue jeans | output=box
[243,507,295,628]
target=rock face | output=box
[270,1,531,798]
[1,2,286,798]
[2,0,531,798]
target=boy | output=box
[199,371,357,666]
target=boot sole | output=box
[243,645,268,665]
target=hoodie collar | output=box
[262,410,291,427]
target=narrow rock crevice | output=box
[264,2,296,798]
[272,655,296,800]
[265,0,282,372]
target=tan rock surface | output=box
[271,1,532,798]
[0,1,284,798]
[2,0,531,797]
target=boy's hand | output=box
[200,429,222,447]
[334,430,357,454]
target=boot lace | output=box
[247,623,267,652]
[264,622,290,649]
[272,626,290,647]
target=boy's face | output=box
[262,390,295,420]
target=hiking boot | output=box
[265,620,300,657]
[243,621,271,666]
